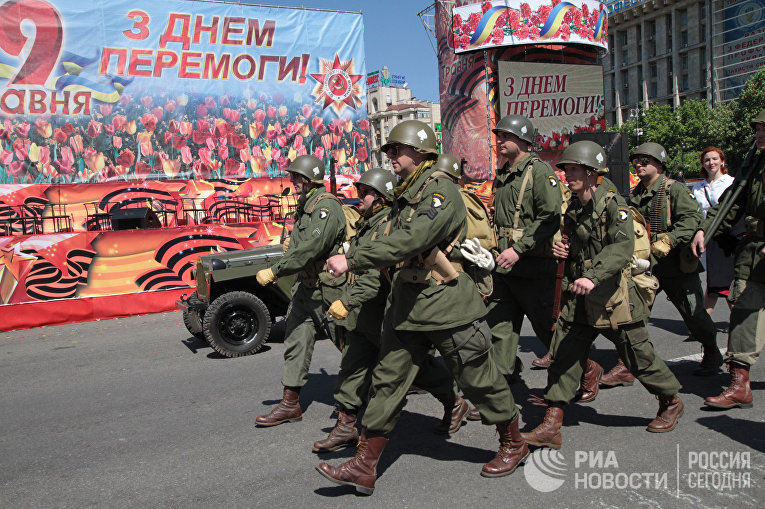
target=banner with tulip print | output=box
[452,0,608,54]
[0,0,370,184]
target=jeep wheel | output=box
[182,309,205,340]
[203,291,271,357]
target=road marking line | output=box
[664,347,725,365]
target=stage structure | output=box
[436,0,610,180]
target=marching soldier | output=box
[317,120,527,494]
[486,115,563,380]
[313,168,468,453]
[692,109,765,409]
[599,142,721,387]
[522,141,683,449]
[253,155,346,427]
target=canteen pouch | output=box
[584,267,633,329]
[632,271,660,307]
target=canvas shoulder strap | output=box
[512,161,535,230]
[304,190,340,214]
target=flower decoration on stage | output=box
[452,1,607,50]
[309,54,364,116]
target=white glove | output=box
[460,237,495,271]
[631,255,651,275]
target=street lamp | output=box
[629,106,646,145]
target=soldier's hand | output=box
[496,247,520,269]
[571,277,595,295]
[281,236,290,253]
[760,246,765,259]
[326,254,349,277]
[651,234,673,258]
[552,240,570,260]
[691,230,706,257]
[327,300,350,320]
[256,267,276,286]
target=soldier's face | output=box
[631,155,661,180]
[755,124,765,151]
[563,164,589,193]
[385,143,422,177]
[497,131,526,159]
[289,173,308,194]
[356,184,378,213]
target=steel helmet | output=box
[492,115,534,144]
[380,120,439,155]
[750,109,765,129]
[356,168,397,201]
[557,140,609,174]
[433,153,461,180]
[631,142,668,169]
[286,154,325,184]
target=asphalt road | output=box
[1,293,763,508]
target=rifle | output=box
[703,140,763,247]
[329,156,337,196]
[550,233,569,332]
[278,187,293,245]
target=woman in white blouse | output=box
[692,147,735,315]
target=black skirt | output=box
[705,234,736,295]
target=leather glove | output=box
[460,237,496,271]
[282,236,290,253]
[327,300,349,320]
[256,267,276,286]
[651,234,673,258]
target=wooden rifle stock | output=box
[551,233,569,332]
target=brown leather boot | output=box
[600,359,635,387]
[312,410,359,453]
[434,395,470,434]
[481,416,530,477]
[647,394,683,432]
[467,407,481,421]
[704,363,753,409]
[579,360,603,403]
[521,405,563,449]
[532,352,553,369]
[254,387,302,427]
[316,429,388,495]
[693,344,724,376]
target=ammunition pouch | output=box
[632,271,660,307]
[584,265,633,329]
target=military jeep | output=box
[177,244,296,357]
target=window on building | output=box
[648,19,656,58]
[609,35,615,68]
[681,54,689,71]
[620,30,628,66]
[700,23,706,43]
[681,74,689,91]
[681,30,688,48]
[699,48,707,88]
[621,69,629,102]
[666,15,673,52]
[650,81,658,97]
[679,9,687,26]
[650,62,657,78]
[417,111,430,119]
[636,25,642,58]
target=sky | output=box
[251,1,442,103]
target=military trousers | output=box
[334,328,457,413]
[726,279,765,367]
[485,273,556,376]
[281,283,335,388]
[657,273,717,347]
[544,318,682,404]
[361,318,518,435]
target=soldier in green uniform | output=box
[599,142,721,387]
[486,115,563,378]
[692,109,765,409]
[316,120,528,495]
[522,141,683,449]
[253,155,346,427]
[313,168,469,453]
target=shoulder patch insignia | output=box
[432,193,445,208]
[548,176,558,187]
[617,208,629,222]
[319,208,329,219]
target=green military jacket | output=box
[346,166,487,332]
[562,178,649,325]
[630,175,702,279]
[338,206,391,335]
[493,153,561,278]
[272,187,345,285]
[702,153,765,283]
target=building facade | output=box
[602,0,765,126]
[366,66,441,169]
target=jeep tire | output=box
[182,309,205,340]
[203,291,271,357]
